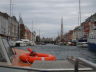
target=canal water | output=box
[17,44,96,63]
[0,44,96,72]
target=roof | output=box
[0,12,9,19]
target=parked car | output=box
[29,41,36,46]
[21,39,30,46]
[77,42,88,48]
[15,40,27,47]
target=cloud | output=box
[0,0,96,38]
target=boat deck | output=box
[5,48,94,72]
[12,48,32,66]
[32,60,94,72]
[32,60,74,69]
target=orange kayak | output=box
[19,48,56,63]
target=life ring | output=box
[19,48,56,63]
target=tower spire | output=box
[61,17,63,42]
[19,15,24,24]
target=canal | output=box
[17,44,96,63]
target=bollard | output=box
[74,59,79,72]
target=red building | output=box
[64,30,73,42]
[19,17,36,41]
[24,26,32,40]
[83,13,96,38]
[63,13,96,42]
[20,24,32,40]
[83,21,90,38]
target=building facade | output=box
[63,13,96,42]
[19,17,36,41]
[0,12,19,40]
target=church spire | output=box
[61,17,63,42]
[19,15,24,24]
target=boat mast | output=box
[78,0,81,25]
[9,0,13,40]
[77,0,81,40]
[39,29,40,37]
[9,0,12,40]
[32,21,33,41]
[19,13,21,40]
[10,0,12,17]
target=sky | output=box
[0,0,96,38]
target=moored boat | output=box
[88,21,96,51]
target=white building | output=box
[0,12,19,40]
[0,12,9,37]
[72,26,83,41]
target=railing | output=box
[0,65,93,72]
[74,57,96,72]
[0,57,96,72]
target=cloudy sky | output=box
[0,0,96,38]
